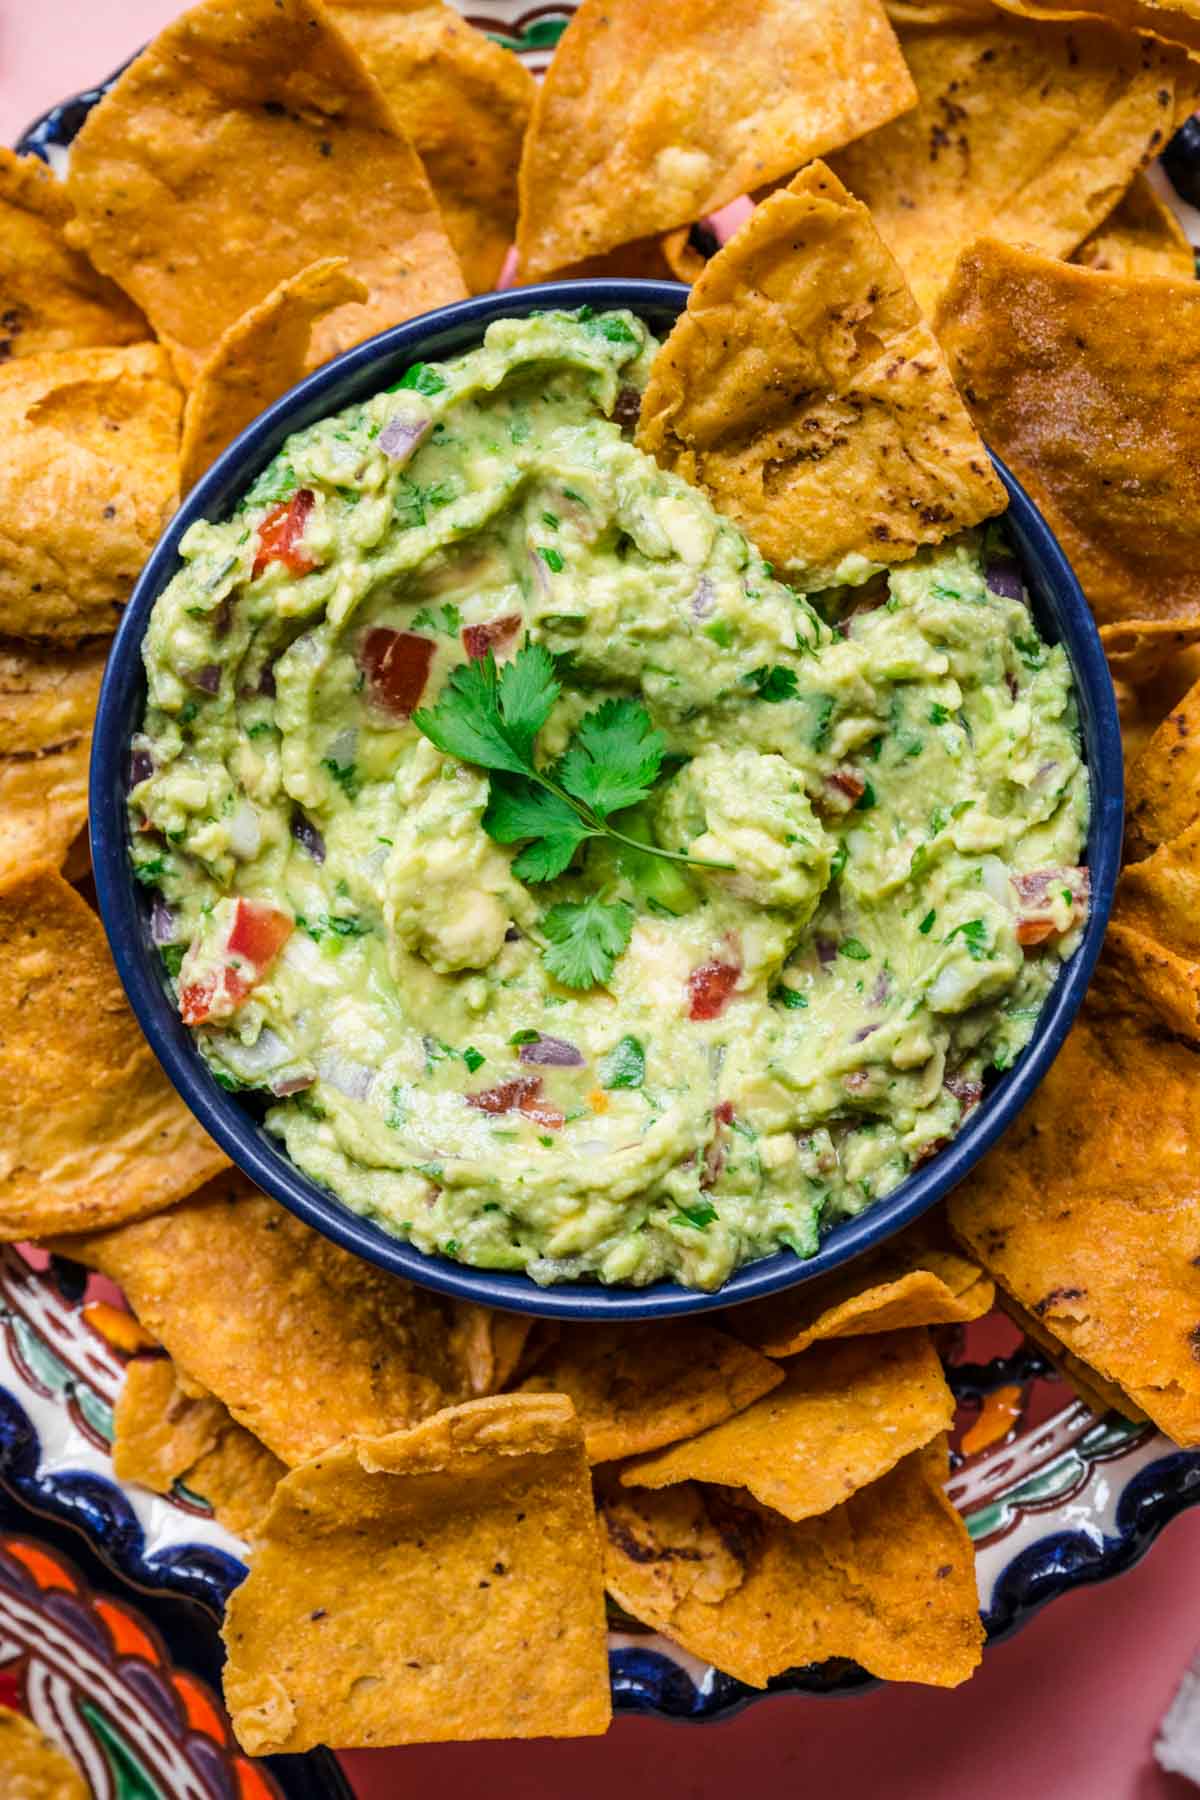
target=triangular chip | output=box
[1104,822,1200,1037]
[222,1395,611,1751]
[730,1218,993,1357]
[0,638,106,879]
[995,1293,1148,1423]
[1073,173,1195,281]
[989,0,1200,57]
[0,1712,87,1800]
[0,344,182,639]
[1102,617,1200,691]
[179,258,367,491]
[948,1007,1200,1446]
[517,1321,783,1463]
[57,1174,519,1466]
[0,146,146,361]
[1127,672,1200,858]
[937,238,1200,630]
[516,0,916,278]
[828,15,1194,317]
[600,1438,981,1688]
[636,163,1005,589]
[0,866,227,1239]
[620,1330,954,1520]
[326,0,535,293]
[64,0,466,386]
[113,1353,286,1535]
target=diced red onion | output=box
[129,743,155,787]
[271,1072,315,1096]
[986,559,1024,600]
[529,549,551,598]
[185,663,221,694]
[869,968,891,1008]
[380,414,432,464]
[258,661,277,698]
[504,925,522,943]
[150,897,175,945]
[519,1034,585,1068]
[316,1052,374,1101]
[691,575,716,620]
[945,1073,984,1112]
[851,1023,878,1043]
[816,937,837,966]
[291,809,326,862]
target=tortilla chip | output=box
[1102,920,1200,1040]
[0,147,147,362]
[1102,616,1200,690]
[222,1394,611,1751]
[730,1219,993,1357]
[0,637,106,879]
[518,1321,782,1463]
[989,0,1200,58]
[948,1009,1200,1446]
[829,16,1191,317]
[885,0,995,18]
[601,1437,981,1688]
[516,0,916,279]
[0,1711,87,1800]
[0,344,182,640]
[114,1354,286,1534]
[58,1174,521,1466]
[326,0,535,294]
[1074,173,1195,280]
[1127,673,1200,857]
[454,1304,534,1394]
[1103,823,1200,1036]
[0,866,227,1240]
[636,164,1004,587]
[179,259,366,492]
[995,1292,1149,1422]
[938,239,1200,629]
[620,1330,954,1521]
[64,0,466,387]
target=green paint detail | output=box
[74,1383,115,1445]
[487,16,568,52]
[964,1502,1006,1543]
[11,1315,72,1397]
[81,1700,167,1800]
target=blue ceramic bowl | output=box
[90,280,1123,1321]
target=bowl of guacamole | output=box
[90,283,1123,1319]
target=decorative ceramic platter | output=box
[11,2,1200,1767]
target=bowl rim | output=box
[89,278,1124,1321]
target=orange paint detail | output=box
[94,1598,159,1665]
[587,1088,609,1114]
[4,1541,76,1593]
[237,1759,285,1800]
[82,1301,158,1356]
[172,1671,227,1743]
[961,1384,1024,1457]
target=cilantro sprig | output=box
[411,643,731,989]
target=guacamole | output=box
[131,310,1089,1291]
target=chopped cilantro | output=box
[321,756,360,800]
[509,1029,540,1044]
[745,664,798,703]
[929,702,951,725]
[391,362,445,396]
[542,511,560,530]
[160,943,185,977]
[839,938,871,960]
[598,1034,645,1089]
[772,985,808,1009]
[247,720,273,739]
[703,619,733,648]
[810,694,835,751]
[855,781,877,811]
[463,1047,486,1073]
[133,856,167,886]
[411,601,461,637]
[537,545,564,573]
[918,910,936,935]
[945,918,989,960]
[672,1200,718,1230]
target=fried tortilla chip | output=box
[516,0,916,279]
[829,16,1191,317]
[1104,822,1200,1036]
[996,1291,1148,1422]
[222,1394,611,1751]
[948,1009,1200,1445]
[454,1304,534,1394]
[0,147,146,361]
[0,638,106,879]
[1073,174,1195,280]
[0,866,227,1239]
[620,1330,954,1521]
[518,1321,782,1463]
[601,1438,981,1688]
[64,0,466,386]
[1127,673,1200,857]
[326,0,534,293]
[1103,616,1200,690]
[989,0,1200,58]
[59,1174,517,1465]
[0,345,181,640]
[179,259,366,492]
[0,1711,87,1800]
[937,239,1200,629]
[730,1219,993,1357]
[636,164,1004,588]
[114,1354,285,1534]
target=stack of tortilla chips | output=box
[4,0,1200,1755]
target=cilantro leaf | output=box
[598,1034,645,1089]
[558,697,664,820]
[496,642,560,762]
[484,775,592,881]
[745,665,798,703]
[541,898,633,989]
[412,653,538,777]
[672,1200,718,1230]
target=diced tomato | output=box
[359,627,435,720]
[714,1100,735,1124]
[179,965,251,1026]
[464,1074,563,1129]
[462,614,521,662]
[253,488,317,578]
[687,959,741,1021]
[1013,865,1089,950]
[227,898,293,966]
[826,769,866,802]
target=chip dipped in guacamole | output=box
[130,310,1089,1291]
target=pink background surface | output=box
[5,6,1200,1794]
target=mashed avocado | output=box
[131,310,1089,1291]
